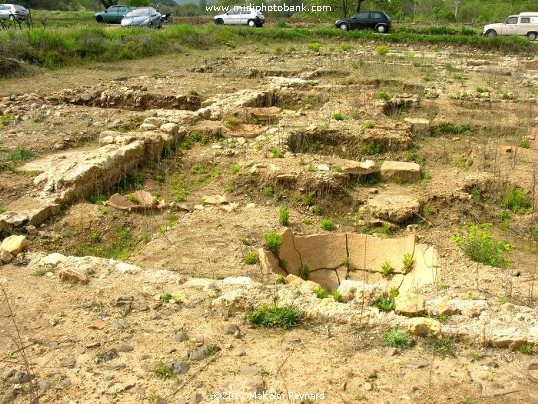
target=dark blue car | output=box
[335,10,392,33]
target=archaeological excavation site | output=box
[0,40,537,403]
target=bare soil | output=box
[1,41,537,403]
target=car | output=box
[95,5,132,24]
[335,10,391,33]
[213,7,264,27]
[0,3,29,20]
[121,7,162,28]
[483,12,538,41]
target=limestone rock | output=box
[380,161,421,183]
[341,159,377,175]
[258,248,282,276]
[404,118,430,134]
[395,293,425,317]
[40,253,66,266]
[160,122,179,135]
[489,327,528,349]
[309,269,340,291]
[0,235,28,255]
[368,194,420,223]
[58,268,89,284]
[429,297,488,318]
[336,279,383,304]
[408,317,441,337]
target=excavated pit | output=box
[286,124,413,158]
[47,87,203,111]
[261,229,438,294]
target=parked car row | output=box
[95,5,163,28]
[4,2,534,41]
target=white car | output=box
[0,3,29,20]
[483,12,538,41]
[214,7,264,27]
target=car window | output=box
[241,8,251,14]
[506,17,517,24]
[228,9,240,15]
[520,17,530,23]
[371,12,383,19]
[357,12,369,19]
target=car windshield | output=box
[126,9,151,17]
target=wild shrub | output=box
[452,223,512,268]
[264,232,283,252]
[382,329,414,349]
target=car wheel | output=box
[527,32,537,41]
[248,20,256,27]
[96,16,104,23]
[215,18,223,25]
[486,29,497,37]
[376,24,387,33]
[339,23,349,31]
[9,14,15,20]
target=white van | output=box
[483,12,538,40]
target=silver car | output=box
[0,3,29,20]
[121,7,161,28]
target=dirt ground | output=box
[1,40,537,403]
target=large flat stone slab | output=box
[293,233,347,271]
[368,194,421,223]
[380,161,421,183]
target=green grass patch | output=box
[245,303,301,329]
[432,123,471,137]
[243,250,258,265]
[320,218,336,231]
[279,205,290,226]
[382,329,414,349]
[1,25,531,71]
[264,232,283,252]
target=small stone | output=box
[189,391,204,404]
[363,382,373,391]
[172,362,190,375]
[527,362,538,371]
[239,365,263,376]
[119,333,134,340]
[223,323,240,336]
[406,360,429,369]
[483,361,498,368]
[232,348,246,357]
[60,357,76,369]
[59,378,71,388]
[115,344,134,353]
[0,249,13,264]
[175,331,189,342]
[188,346,209,361]
[116,295,134,305]
[38,379,52,391]
[386,348,399,357]
[96,350,118,363]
